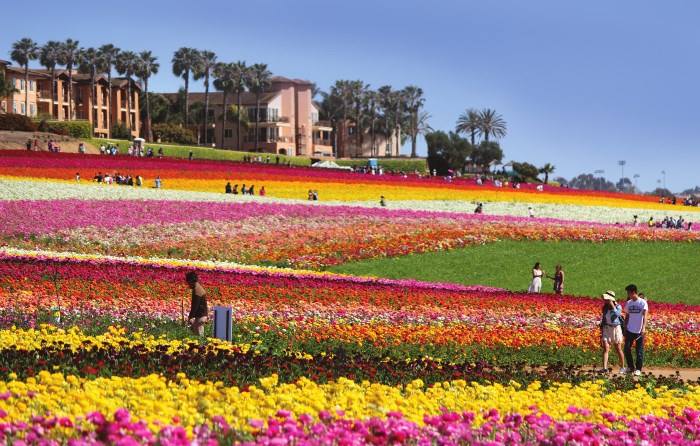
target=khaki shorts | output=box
[602,325,623,344]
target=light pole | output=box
[618,160,626,181]
[633,174,640,190]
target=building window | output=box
[29,80,35,92]
[224,128,233,138]
[12,102,17,113]
[0,101,5,112]
[20,103,26,115]
[30,104,36,116]
[19,79,25,91]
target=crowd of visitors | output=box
[638,215,693,231]
[224,182,265,196]
[91,171,145,187]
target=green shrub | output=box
[111,123,131,140]
[0,113,37,131]
[336,158,428,173]
[153,123,196,145]
[44,120,92,138]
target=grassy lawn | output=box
[329,241,700,304]
[85,138,428,172]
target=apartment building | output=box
[0,60,140,138]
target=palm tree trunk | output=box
[236,91,242,150]
[145,78,152,141]
[371,118,376,157]
[67,69,73,120]
[106,73,112,138]
[90,71,96,136]
[203,74,210,146]
[126,78,133,138]
[254,96,260,152]
[220,90,228,149]
[470,130,475,146]
[410,111,417,158]
[50,68,56,118]
[24,66,29,117]
[184,71,190,126]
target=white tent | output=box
[311,160,353,170]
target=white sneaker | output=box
[619,367,628,374]
[634,370,642,376]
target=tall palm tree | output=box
[171,47,200,126]
[376,85,395,157]
[402,85,425,158]
[455,108,481,145]
[98,44,120,137]
[478,108,507,142]
[59,39,80,120]
[192,50,217,145]
[539,163,556,184]
[365,90,379,157]
[328,80,354,156]
[10,38,39,117]
[213,62,235,148]
[115,51,139,138]
[136,51,159,142]
[350,80,369,157]
[77,47,102,129]
[392,89,407,157]
[319,89,343,157]
[406,110,432,158]
[230,61,248,150]
[39,41,62,118]
[246,63,272,152]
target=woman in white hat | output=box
[600,290,625,373]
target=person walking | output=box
[185,272,208,336]
[599,291,625,373]
[622,284,648,375]
[528,262,544,293]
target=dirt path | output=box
[0,130,98,154]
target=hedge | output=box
[336,158,428,173]
[40,120,92,138]
[0,113,37,132]
[152,123,196,145]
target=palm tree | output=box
[213,62,235,148]
[392,89,407,157]
[365,90,379,157]
[328,80,354,156]
[539,163,556,184]
[39,41,62,118]
[350,80,369,157]
[136,51,159,142]
[406,110,432,157]
[171,47,200,126]
[246,63,272,152]
[78,47,103,130]
[402,85,425,158]
[10,38,39,117]
[59,39,80,120]
[98,44,120,137]
[192,50,217,145]
[478,108,507,142]
[115,51,139,138]
[319,89,343,157]
[455,108,481,145]
[230,61,248,150]
[376,85,395,156]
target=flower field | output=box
[2,150,700,444]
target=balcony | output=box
[37,90,53,101]
[313,139,333,147]
[313,120,333,130]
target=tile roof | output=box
[160,90,279,105]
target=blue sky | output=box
[3,0,699,192]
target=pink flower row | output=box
[2,407,700,446]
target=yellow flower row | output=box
[0,372,695,433]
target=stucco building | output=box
[0,60,140,138]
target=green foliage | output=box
[471,141,504,169]
[425,130,472,175]
[42,120,92,138]
[0,113,37,131]
[152,123,196,145]
[329,240,700,305]
[335,158,428,173]
[0,71,18,98]
[512,161,540,182]
[111,123,131,140]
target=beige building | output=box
[166,75,394,158]
[0,60,140,138]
